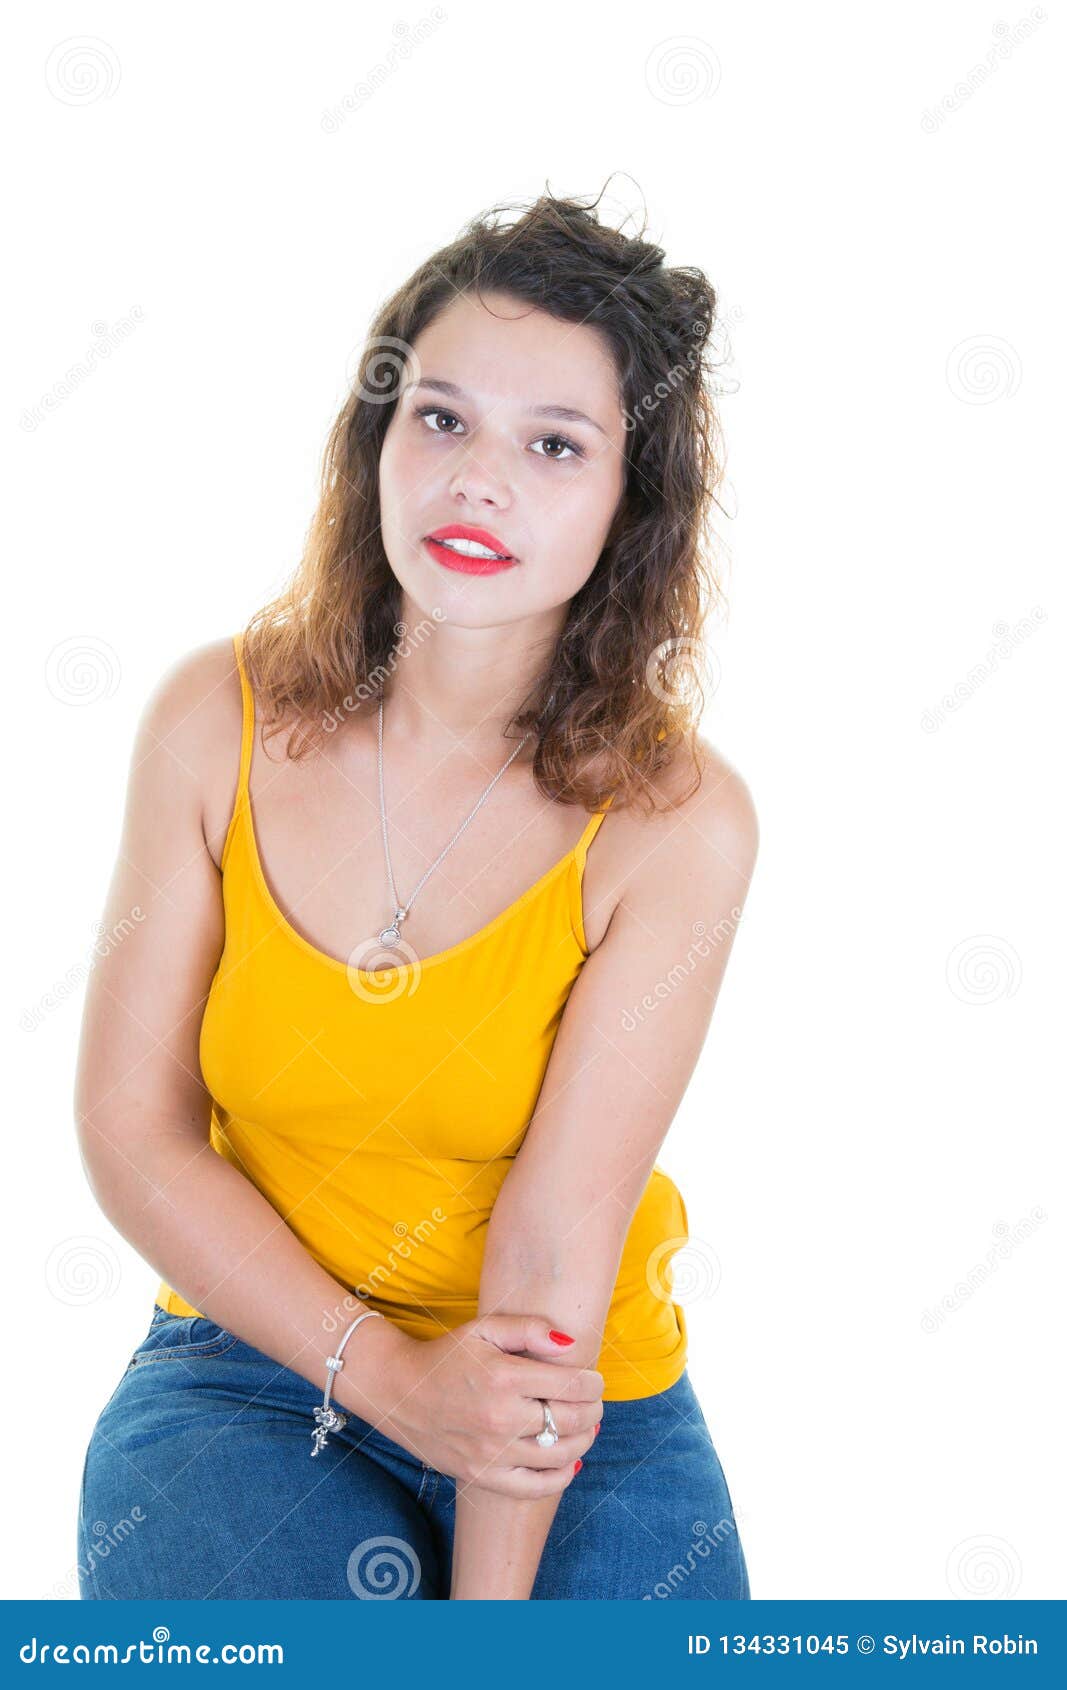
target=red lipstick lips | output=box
[423,523,519,576]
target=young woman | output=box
[74,189,758,1601]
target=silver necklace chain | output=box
[375,695,533,949]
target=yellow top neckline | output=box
[227,632,614,980]
[239,796,611,978]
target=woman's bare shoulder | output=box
[583,736,758,951]
[625,736,757,892]
[140,633,240,718]
[662,734,758,852]
[615,735,759,870]
[136,634,245,870]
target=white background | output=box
[5,1,1063,1601]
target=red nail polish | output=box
[548,1329,574,1346]
[574,1459,582,1473]
[594,1422,601,1436]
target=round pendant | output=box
[378,924,402,948]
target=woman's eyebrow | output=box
[410,377,609,438]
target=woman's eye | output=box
[530,434,584,462]
[417,407,463,435]
[414,406,584,462]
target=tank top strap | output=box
[231,630,255,805]
[572,790,615,877]
[233,628,255,797]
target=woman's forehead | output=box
[407,294,623,424]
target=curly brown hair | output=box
[240,182,728,816]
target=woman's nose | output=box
[448,442,512,507]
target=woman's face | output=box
[378,290,628,628]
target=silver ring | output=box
[535,1399,559,1448]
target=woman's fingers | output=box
[517,1395,601,1442]
[476,1460,587,1500]
[507,1429,591,1471]
[498,1355,604,1404]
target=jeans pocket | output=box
[129,1309,241,1366]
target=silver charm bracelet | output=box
[310,1307,383,1457]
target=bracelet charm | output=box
[309,1306,383,1458]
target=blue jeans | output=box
[77,1305,750,1600]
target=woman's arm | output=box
[74,643,601,1492]
[451,748,759,1599]
[74,641,416,1426]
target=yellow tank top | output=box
[155,632,689,1399]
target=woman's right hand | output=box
[380,1313,604,1498]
